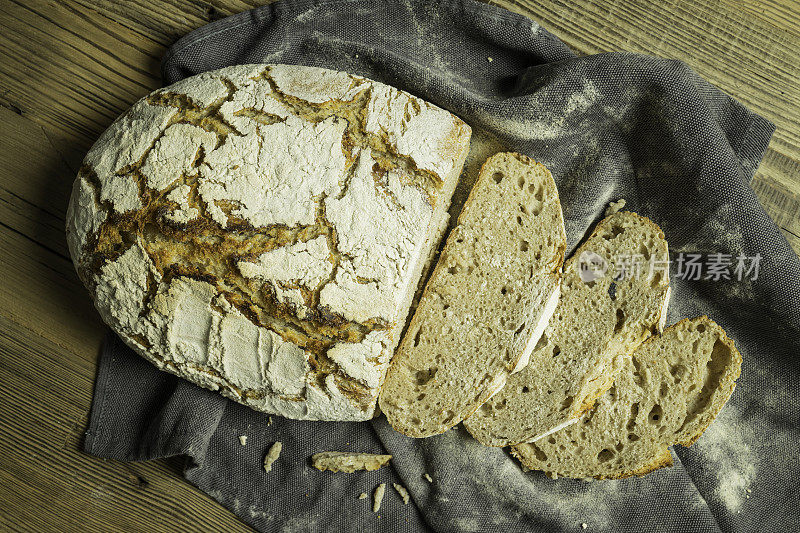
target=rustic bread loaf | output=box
[511,316,742,479]
[464,211,671,446]
[378,152,566,438]
[65,64,471,421]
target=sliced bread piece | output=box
[511,316,742,479]
[378,152,566,438]
[464,211,671,446]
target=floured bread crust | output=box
[66,64,471,421]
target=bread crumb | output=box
[373,483,386,512]
[604,198,626,217]
[267,416,272,425]
[358,492,368,499]
[239,435,247,446]
[311,451,392,473]
[487,57,493,62]
[393,483,410,504]
[582,524,588,529]
[263,442,282,472]
[423,473,433,483]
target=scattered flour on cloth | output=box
[691,404,757,513]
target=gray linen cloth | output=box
[83,1,800,531]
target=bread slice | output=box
[378,152,566,438]
[464,211,671,446]
[511,316,742,479]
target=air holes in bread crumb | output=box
[552,345,561,358]
[493,172,504,184]
[561,395,574,411]
[415,368,438,386]
[517,176,525,189]
[648,404,663,424]
[608,282,617,300]
[597,448,614,463]
[413,328,423,347]
[614,308,626,334]
[627,402,639,430]
[521,386,530,393]
[696,324,706,333]
[520,240,529,252]
[530,443,547,462]
[628,433,640,441]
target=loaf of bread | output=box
[65,64,471,421]
[511,316,742,478]
[379,152,566,438]
[464,211,671,446]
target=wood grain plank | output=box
[69,0,265,46]
[0,314,252,533]
[0,107,76,259]
[0,106,103,360]
[735,0,800,38]
[0,0,164,149]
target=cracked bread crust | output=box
[65,64,471,421]
[511,317,742,479]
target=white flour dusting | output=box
[476,80,600,141]
[565,81,599,115]
[691,404,757,513]
[453,517,479,532]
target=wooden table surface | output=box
[0,0,797,531]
